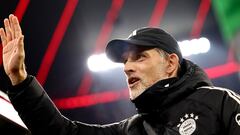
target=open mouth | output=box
[128,77,140,88]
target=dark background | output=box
[0,0,239,124]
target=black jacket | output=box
[8,59,240,135]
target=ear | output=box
[166,53,179,77]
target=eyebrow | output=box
[123,47,153,61]
[121,46,155,61]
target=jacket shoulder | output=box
[195,86,240,113]
[197,86,240,103]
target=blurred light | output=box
[87,53,123,72]
[178,37,210,57]
[87,37,210,72]
[0,91,27,129]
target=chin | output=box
[129,88,146,100]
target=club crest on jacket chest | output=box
[176,113,198,135]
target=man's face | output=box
[123,46,170,100]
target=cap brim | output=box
[106,39,156,63]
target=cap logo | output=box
[128,30,137,38]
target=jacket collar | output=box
[131,59,212,115]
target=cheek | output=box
[139,65,156,78]
[142,63,168,82]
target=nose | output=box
[124,61,135,75]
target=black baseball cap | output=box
[105,27,183,63]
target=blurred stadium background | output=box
[0,0,240,126]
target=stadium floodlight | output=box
[87,37,210,72]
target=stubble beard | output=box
[129,80,149,100]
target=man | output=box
[1,14,240,135]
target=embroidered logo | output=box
[177,113,198,135]
[128,30,137,38]
[235,113,240,126]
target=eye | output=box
[135,53,146,62]
[123,58,128,64]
